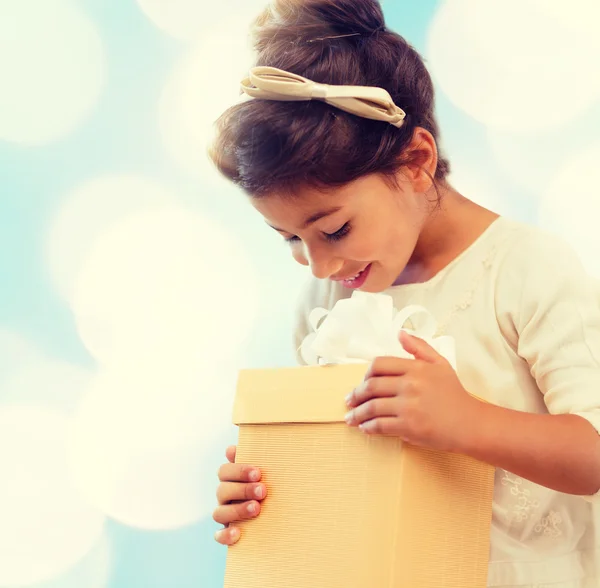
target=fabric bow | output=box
[240,66,406,128]
[299,291,456,369]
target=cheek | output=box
[350,222,415,267]
[345,234,384,261]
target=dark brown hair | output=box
[209,0,450,197]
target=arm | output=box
[458,402,600,496]
[462,230,600,497]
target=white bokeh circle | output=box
[29,534,111,588]
[538,145,600,277]
[46,175,181,302]
[136,0,267,41]
[447,161,517,218]
[158,25,254,183]
[70,206,260,365]
[487,129,563,196]
[0,407,105,586]
[427,0,600,133]
[1,357,92,415]
[527,0,600,45]
[0,330,43,389]
[69,360,237,529]
[0,0,105,145]
[486,105,600,196]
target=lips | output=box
[335,271,363,281]
[332,266,369,282]
[333,264,372,289]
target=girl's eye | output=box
[324,222,351,242]
[283,223,350,244]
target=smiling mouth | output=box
[332,264,372,288]
[333,268,367,281]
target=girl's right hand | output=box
[213,445,267,545]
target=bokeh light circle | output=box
[448,161,517,218]
[0,0,105,145]
[69,361,238,529]
[46,175,181,302]
[527,0,600,44]
[1,357,92,415]
[0,407,105,586]
[136,0,266,41]
[538,145,600,277]
[70,206,260,366]
[486,105,600,196]
[427,0,600,133]
[0,330,43,389]
[158,25,254,183]
[29,534,111,588]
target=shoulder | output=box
[496,218,583,271]
[493,218,600,327]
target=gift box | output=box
[224,293,494,588]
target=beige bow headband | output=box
[240,66,406,128]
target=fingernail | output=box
[345,392,353,406]
[249,469,259,482]
[230,527,240,540]
[344,411,353,424]
[254,485,264,499]
[247,502,257,514]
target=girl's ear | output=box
[399,127,439,193]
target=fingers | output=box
[215,525,241,546]
[363,356,413,380]
[226,445,236,463]
[217,481,267,505]
[345,397,399,427]
[346,376,400,408]
[218,462,261,483]
[213,500,262,526]
[399,331,441,363]
[215,447,264,547]
[358,416,405,436]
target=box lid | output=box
[233,364,368,425]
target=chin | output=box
[358,280,389,294]
[355,269,392,294]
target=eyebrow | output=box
[268,206,343,232]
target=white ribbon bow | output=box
[299,291,456,370]
[240,66,407,128]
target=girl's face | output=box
[251,173,431,293]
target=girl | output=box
[210,1,600,586]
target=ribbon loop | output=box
[299,291,456,370]
[392,305,437,339]
[241,66,407,128]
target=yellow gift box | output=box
[224,362,494,588]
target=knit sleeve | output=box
[495,228,600,499]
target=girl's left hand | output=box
[344,331,481,453]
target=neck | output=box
[394,187,499,286]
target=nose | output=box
[301,243,343,280]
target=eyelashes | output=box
[324,222,351,242]
[284,222,352,244]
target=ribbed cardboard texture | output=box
[225,364,494,588]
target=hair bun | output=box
[253,0,386,52]
[304,0,386,36]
